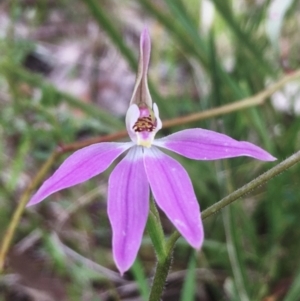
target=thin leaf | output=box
[131,258,149,301]
[179,252,197,301]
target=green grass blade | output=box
[131,258,149,301]
[223,205,251,301]
[283,266,300,301]
[140,0,245,99]
[0,62,124,130]
[211,0,274,75]
[179,251,197,301]
[83,0,137,71]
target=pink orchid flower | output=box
[27,29,276,274]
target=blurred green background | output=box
[1,0,300,300]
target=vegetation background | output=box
[1,0,300,300]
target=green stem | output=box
[147,213,180,301]
[146,200,166,261]
[201,150,300,219]
[166,230,181,252]
[148,254,173,301]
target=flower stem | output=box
[148,254,173,301]
[147,207,180,301]
[166,230,181,252]
[146,200,167,261]
[201,150,300,220]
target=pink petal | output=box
[153,103,162,132]
[125,104,140,143]
[144,147,204,249]
[27,142,133,206]
[108,146,149,274]
[129,28,152,108]
[140,28,151,76]
[154,129,276,161]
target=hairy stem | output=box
[146,200,167,261]
[201,150,300,219]
[148,254,173,301]
[147,213,180,301]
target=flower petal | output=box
[144,146,204,249]
[130,28,152,108]
[108,146,149,274]
[27,142,133,206]
[140,28,151,77]
[125,104,140,143]
[154,128,276,161]
[153,103,162,132]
